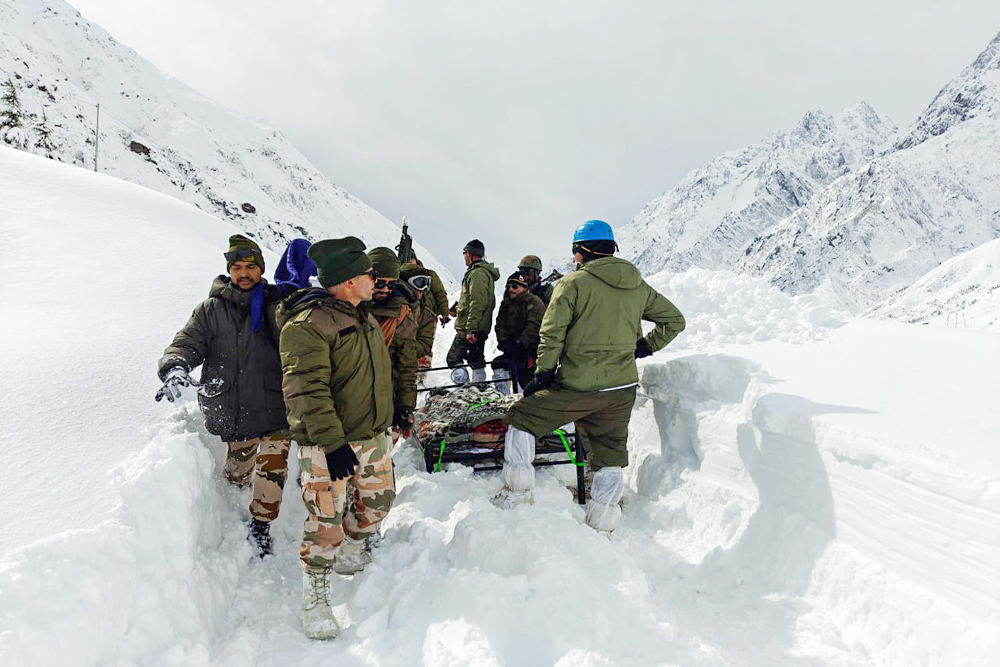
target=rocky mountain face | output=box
[737,31,1000,313]
[618,103,897,275]
[0,0,453,283]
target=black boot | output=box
[249,518,273,558]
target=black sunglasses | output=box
[374,277,397,289]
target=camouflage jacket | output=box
[369,284,419,412]
[537,257,686,392]
[455,260,500,333]
[277,289,393,453]
[158,276,288,441]
[494,290,545,355]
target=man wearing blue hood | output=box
[156,234,291,558]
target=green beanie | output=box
[225,234,265,272]
[367,247,400,280]
[308,236,372,288]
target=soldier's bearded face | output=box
[229,261,263,291]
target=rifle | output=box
[396,215,414,264]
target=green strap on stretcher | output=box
[553,428,584,466]
[435,439,446,472]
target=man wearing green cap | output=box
[367,247,419,438]
[276,236,396,640]
[492,271,545,394]
[156,234,291,558]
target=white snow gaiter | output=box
[470,367,488,384]
[493,368,511,396]
[585,467,624,532]
[501,426,536,491]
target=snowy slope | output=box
[3,147,999,666]
[0,0,453,285]
[737,32,1000,313]
[619,103,897,275]
[865,237,1000,328]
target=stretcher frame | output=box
[420,429,587,504]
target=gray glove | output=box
[155,367,193,402]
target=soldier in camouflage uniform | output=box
[277,237,396,640]
[156,234,290,558]
[367,247,419,437]
[518,255,554,306]
[492,271,544,394]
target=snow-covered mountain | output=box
[865,238,1000,328]
[737,32,1000,313]
[619,103,897,275]
[0,0,452,283]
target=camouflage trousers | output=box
[298,433,396,571]
[223,432,292,523]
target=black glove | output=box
[635,338,653,359]
[504,339,527,360]
[324,445,360,481]
[155,366,193,402]
[393,407,414,434]
[522,369,555,397]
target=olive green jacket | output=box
[455,260,500,334]
[536,257,685,392]
[411,297,437,358]
[401,262,449,318]
[369,285,419,412]
[277,289,393,453]
[495,290,545,354]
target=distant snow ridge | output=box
[647,268,841,348]
[619,102,897,276]
[738,31,1000,314]
[0,0,452,283]
[865,238,1000,328]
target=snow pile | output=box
[646,267,841,348]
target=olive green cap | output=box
[226,234,265,272]
[308,236,372,288]
[367,246,400,280]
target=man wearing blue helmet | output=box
[497,220,686,532]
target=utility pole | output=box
[94,103,100,172]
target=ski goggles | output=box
[224,249,261,263]
[407,275,432,291]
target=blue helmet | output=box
[572,220,615,244]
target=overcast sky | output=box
[69,0,1000,275]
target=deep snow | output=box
[2,147,998,666]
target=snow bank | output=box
[645,267,842,348]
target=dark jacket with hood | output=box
[158,276,288,441]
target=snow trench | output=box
[0,356,993,666]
